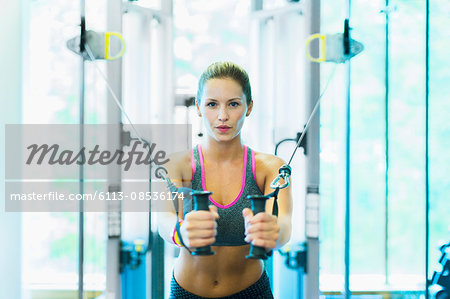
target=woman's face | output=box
[197,78,252,143]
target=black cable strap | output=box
[267,187,280,217]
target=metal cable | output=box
[287,64,337,166]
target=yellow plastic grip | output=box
[305,33,326,63]
[172,221,183,247]
[105,32,126,60]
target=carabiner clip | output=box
[270,164,292,189]
[155,166,178,193]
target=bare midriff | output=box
[173,245,264,297]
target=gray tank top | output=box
[183,145,263,246]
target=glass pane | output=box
[428,0,450,278]
[320,0,432,293]
[22,0,81,293]
[388,0,426,288]
[350,0,387,289]
[23,0,108,295]
[173,0,250,92]
[83,0,108,290]
[320,0,389,292]
[320,0,348,291]
[24,0,80,124]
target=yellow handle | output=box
[105,32,126,60]
[305,33,326,63]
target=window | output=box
[320,0,450,294]
[22,0,107,295]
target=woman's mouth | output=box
[216,125,231,133]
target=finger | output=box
[246,222,280,234]
[187,228,217,239]
[189,237,216,248]
[209,205,220,219]
[245,230,278,241]
[245,230,279,242]
[185,210,216,221]
[242,208,253,219]
[251,238,276,249]
[185,219,217,230]
[242,208,254,230]
[250,212,276,223]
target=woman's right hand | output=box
[181,205,219,248]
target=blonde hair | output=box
[196,62,252,105]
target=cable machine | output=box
[68,1,364,298]
[68,0,174,298]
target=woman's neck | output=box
[202,136,245,162]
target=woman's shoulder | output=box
[251,151,286,191]
[167,149,192,164]
[165,149,193,180]
[253,151,286,176]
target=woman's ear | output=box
[246,100,253,117]
[195,100,202,117]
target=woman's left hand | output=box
[242,208,280,250]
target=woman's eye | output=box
[230,102,240,107]
[206,102,216,107]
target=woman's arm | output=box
[155,152,185,244]
[156,151,219,248]
[243,155,293,250]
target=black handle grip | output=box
[192,191,211,211]
[190,191,215,256]
[246,195,270,260]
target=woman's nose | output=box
[218,107,229,121]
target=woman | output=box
[158,62,293,298]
